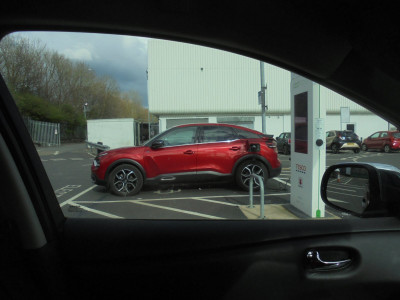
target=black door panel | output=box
[60,218,400,299]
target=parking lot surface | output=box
[37,143,400,220]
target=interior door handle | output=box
[306,250,352,271]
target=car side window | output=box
[201,126,236,143]
[380,132,388,138]
[236,128,260,139]
[279,133,285,139]
[162,126,197,146]
[371,132,380,138]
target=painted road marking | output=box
[60,185,97,207]
[50,158,67,161]
[131,200,225,219]
[273,177,292,186]
[191,197,239,206]
[68,202,123,219]
[55,185,82,198]
[70,158,84,160]
[74,192,292,204]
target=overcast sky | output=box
[17,31,149,107]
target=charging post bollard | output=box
[248,174,266,219]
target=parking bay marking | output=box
[68,202,123,219]
[60,185,97,207]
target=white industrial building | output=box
[148,39,394,140]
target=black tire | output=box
[283,144,289,155]
[384,145,391,153]
[235,160,268,191]
[353,148,360,153]
[361,144,368,151]
[108,164,143,196]
[331,143,339,154]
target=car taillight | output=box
[288,138,291,144]
[266,140,278,153]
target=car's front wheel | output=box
[236,160,268,191]
[384,145,391,153]
[361,144,368,151]
[108,164,143,196]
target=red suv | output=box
[362,131,400,153]
[91,123,281,196]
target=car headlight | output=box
[93,158,100,167]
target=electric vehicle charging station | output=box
[290,73,326,218]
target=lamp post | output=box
[83,102,88,119]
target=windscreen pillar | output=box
[290,73,326,218]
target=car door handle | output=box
[230,146,240,151]
[184,150,194,155]
[306,250,352,271]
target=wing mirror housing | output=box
[151,140,165,149]
[321,163,400,217]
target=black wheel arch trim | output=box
[105,159,147,181]
[233,155,272,178]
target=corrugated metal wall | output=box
[148,39,370,116]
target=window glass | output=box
[1,31,398,221]
[236,128,261,139]
[380,132,388,138]
[162,126,197,146]
[201,126,236,143]
[371,133,380,138]
[393,132,400,138]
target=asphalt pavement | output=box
[36,143,400,220]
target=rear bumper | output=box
[270,165,282,178]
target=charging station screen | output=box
[294,92,308,154]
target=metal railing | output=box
[248,174,266,219]
[86,141,110,155]
[25,118,61,147]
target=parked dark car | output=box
[276,132,291,155]
[326,130,361,154]
[91,123,281,195]
[362,131,400,152]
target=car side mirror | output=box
[321,163,400,217]
[151,140,165,149]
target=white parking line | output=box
[68,202,124,218]
[131,200,225,219]
[192,197,239,206]
[60,185,97,207]
[70,158,84,160]
[74,192,291,205]
[273,177,292,186]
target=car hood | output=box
[98,146,146,157]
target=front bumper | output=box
[91,171,106,186]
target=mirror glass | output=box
[326,167,370,214]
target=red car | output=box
[91,123,281,196]
[361,131,400,153]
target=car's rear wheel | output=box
[108,164,143,196]
[353,148,360,153]
[384,145,391,153]
[283,144,289,155]
[331,143,339,154]
[361,144,368,151]
[236,160,268,191]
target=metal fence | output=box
[24,118,61,146]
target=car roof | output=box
[176,123,264,135]
[1,1,399,128]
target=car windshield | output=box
[1,31,398,221]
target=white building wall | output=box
[149,39,390,139]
